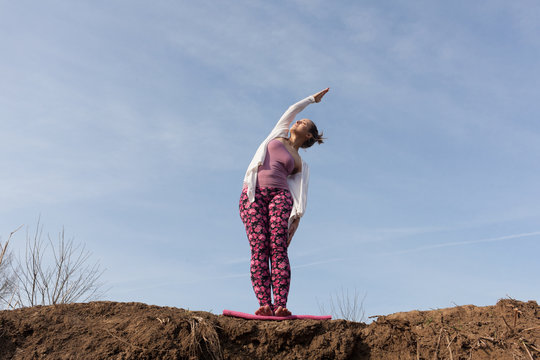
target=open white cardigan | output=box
[243,95,315,226]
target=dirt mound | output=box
[0,299,538,359]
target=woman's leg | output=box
[268,189,294,311]
[239,188,272,312]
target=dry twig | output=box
[445,332,454,360]
[501,315,514,333]
[156,317,170,324]
[521,339,534,360]
[480,336,496,342]
[433,328,444,360]
[514,307,522,328]
[104,328,147,351]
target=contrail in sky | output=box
[392,231,540,255]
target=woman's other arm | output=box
[288,217,300,246]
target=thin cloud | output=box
[293,258,343,270]
[389,231,540,255]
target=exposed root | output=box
[187,315,223,360]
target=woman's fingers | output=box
[288,218,300,244]
[314,87,330,102]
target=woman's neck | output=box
[287,134,303,150]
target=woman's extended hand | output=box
[313,87,330,103]
[288,217,300,246]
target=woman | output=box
[239,88,329,316]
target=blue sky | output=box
[1,1,539,317]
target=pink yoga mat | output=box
[223,309,332,321]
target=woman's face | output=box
[291,118,314,139]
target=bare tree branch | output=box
[0,225,23,308]
[12,221,106,307]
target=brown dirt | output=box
[0,299,538,359]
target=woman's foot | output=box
[255,304,273,316]
[274,306,291,317]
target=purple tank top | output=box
[256,139,295,190]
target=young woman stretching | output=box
[239,88,329,316]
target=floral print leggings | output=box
[239,187,293,311]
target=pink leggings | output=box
[239,187,293,310]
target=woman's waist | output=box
[256,170,290,190]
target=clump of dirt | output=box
[0,299,538,359]
[364,299,539,359]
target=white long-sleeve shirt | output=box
[243,95,315,226]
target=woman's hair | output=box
[301,121,325,149]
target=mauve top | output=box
[256,139,295,190]
[243,95,314,226]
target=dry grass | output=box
[186,315,223,360]
[318,287,367,322]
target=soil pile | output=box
[0,299,538,359]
